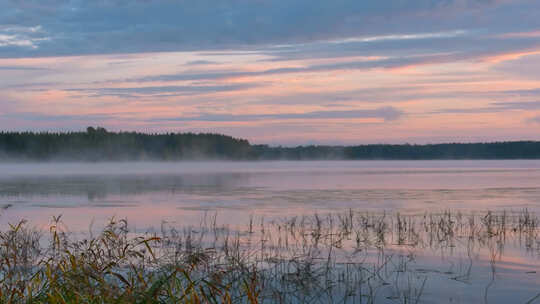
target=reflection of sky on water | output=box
[1,160,540,230]
[1,160,540,303]
[360,245,540,303]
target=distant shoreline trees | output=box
[0,127,539,161]
[0,128,251,161]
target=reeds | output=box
[1,210,538,303]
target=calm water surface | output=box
[1,160,540,303]
[1,160,540,230]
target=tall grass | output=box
[1,210,539,303]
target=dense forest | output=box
[1,127,539,161]
[0,127,252,161]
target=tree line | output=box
[1,127,539,161]
[0,127,252,161]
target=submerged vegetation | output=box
[1,127,540,161]
[1,210,540,303]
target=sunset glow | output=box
[1,0,540,145]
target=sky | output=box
[1,0,540,145]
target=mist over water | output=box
[1,160,540,231]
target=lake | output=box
[1,160,540,303]
[1,160,540,230]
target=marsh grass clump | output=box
[1,209,539,303]
[1,217,259,304]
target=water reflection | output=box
[1,161,540,231]
[1,161,540,303]
[0,173,250,200]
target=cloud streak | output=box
[0,65,49,71]
[156,106,404,122]
[436,101,540,114]
[66,83,263,98]
[0,0,536,57]
[0,111,115,122]
[125,46,540,85]
[527,115,540,124]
